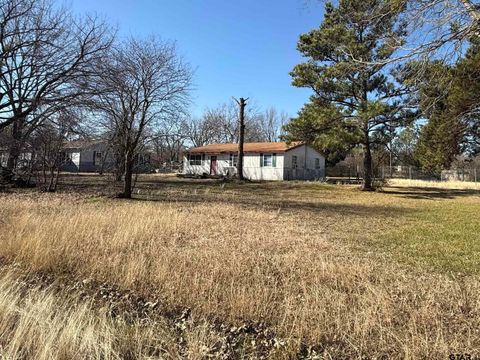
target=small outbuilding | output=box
[183,142,325,181]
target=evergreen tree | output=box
[449,41,480,156]
[285,0,412,190]
[282,101,359,166]
[414,42,480,174]
[413,62,462,174]
[415,115,464,175]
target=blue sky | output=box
[69,0,325,117]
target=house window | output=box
[189,154,202,165]
[315,158,320,169]
[62,152,73,162]
[229,153,238,167]
[292,155,298,169]
[263,154,273,167]
[93,151,102,166]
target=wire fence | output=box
[327,164,480,182]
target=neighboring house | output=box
[1,140,154,173]
[61,140,113,173]
[0,147,32,168]
[61,140,154,173]
[183,142,326,181]
[0,141,110,172]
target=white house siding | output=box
[183,155,210,175]
[214,154,236,176]
[305,145,326,178]
[243,153,284,181]
[79,142,115,172]
[183,144,326,181]
[79,149,97,172]
[283,145,325,180]
[62,143,119,173]
[183,153,284,180]
[61,150,81,172]
[183,154,239,177]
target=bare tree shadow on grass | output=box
[384,186,480,200]
[128,189,414,220]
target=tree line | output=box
[0,0,191,198]
[2,0,479,194]
[284,0,480,189]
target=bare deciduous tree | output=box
[183,100,264,146]
[258,107,289,142]
[0,0,112,172]
[182,102,288,150]
[151,115,188,170]
[316,0,480,66]
[182,116,218,147]
[30,110,81,191]
[403,0,480,60]
[94,37,192,198]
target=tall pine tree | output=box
[413,62,463,174]
[414,41,480,174]
[448,40,480,157]
[285,0,412,190]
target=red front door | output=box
[210,156,217,175]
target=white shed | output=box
[183,142,325,181]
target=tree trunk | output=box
[52,166,61,192]
[362,140,374,191]
[47,167,56,192]
[6,119,22,171]
[115,151,124,181]
[122,155,133,198]
[237,98,246,180]
[42,152,47,186]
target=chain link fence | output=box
[327,162,480,182]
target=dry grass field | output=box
[389,178,480,190]
[0,174,479,359]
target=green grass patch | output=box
[377,199,480,274]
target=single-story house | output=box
[61,140,154,173]
[1,139,154,173]
[0,140,115,172]
[183,142,326,181]
[61,140,114,173]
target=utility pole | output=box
[233,97,248,180]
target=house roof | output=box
[63,139,105,150]
[185,142,304,154]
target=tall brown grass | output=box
[0,265,261,359]
[0,268,186,359]
[389,178,480,190]
[0,186,479,358]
